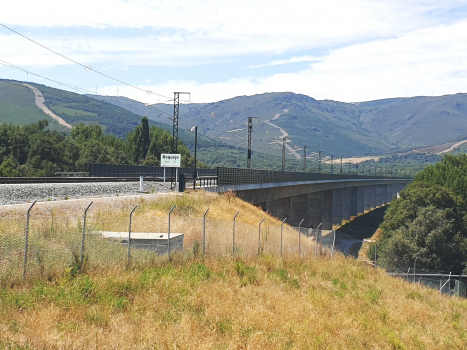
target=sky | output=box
[1,0,467,104]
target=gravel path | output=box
[0,181,175,206]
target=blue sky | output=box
[1,0,467,104]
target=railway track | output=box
[0,176,218,185]
[0,177,164,184]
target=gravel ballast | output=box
[0,181,175,206]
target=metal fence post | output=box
[374,240,378,268]
[80,201,93,266]
[413,257,418,283]
[316,222,322,257]
[203,208,209,256]
[281,218,286,256]
[233,212,240,256]
[23,200,36,280]
[258,218,265,256]
[331,225,339,258]
[127,205,138,261]
[298,219,304,257]
[439,272,451,293]
[168,205,176,256]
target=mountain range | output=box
[89,91,467,158]
[2,79,467,161]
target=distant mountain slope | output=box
[0,80,68,132]
[91,91,467,157]
[359,94,467,149]
[3,78,467,160]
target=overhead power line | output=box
[0,23,188,103]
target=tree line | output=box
[376,154,467,274]
[0,117,202,177]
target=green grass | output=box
[50,106,97,117]
[0,81,68,132]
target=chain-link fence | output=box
[2,203,348,284]
[385,260,464,296]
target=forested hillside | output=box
[0,118,198,177]
[376,154,467,274]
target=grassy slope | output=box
[1,193,467,349]
[0,81,67,132]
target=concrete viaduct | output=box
[209,168,412,230]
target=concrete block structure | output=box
[100,231,184,255]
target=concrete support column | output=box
[369,185,377,210]
[342,187,351,222]
[364,186,370,212]
[381,184,388,205]
[291,194,308,226]
[357,186,365,214]
[376,185,382,207]
[332,188,343,228]
[350,187,358,217]
[386,184,392,204]
[308,191,322,229]
[322,190,333,230]
[268,197,291,221]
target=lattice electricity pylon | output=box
[282,137,289,171]
[318,151,322,173]
[172,92,190,188]
[247,117,259,169]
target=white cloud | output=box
[1,0,465,66]
[100,20,467,103]
[247,56,322,68]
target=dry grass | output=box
[2,192,467,349]
[1,255,467,349]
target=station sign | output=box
[161,154,181,167]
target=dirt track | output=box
[23,83,72,129]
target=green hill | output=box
[0,81,67,132]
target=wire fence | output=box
[1,203,349,284]
[3,203,465,297]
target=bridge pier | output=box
[376,185,382,207]
[364,186,370,212]
[291,194,308,226]
[387,184,393,203]
[342,187,351,222]
[332,188,343,228]
[369,185,377,210]
[350,186,358,217]
[357,186,364,214]
[322,190,333,230]
[381,184,387,206]
[267,197,291,221]
[309,191,322,229]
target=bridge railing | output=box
[216,167,404,186]
[89,163,217,178]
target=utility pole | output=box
[340,156,343,174]
[330,155,333,173]
[172,92,190,188]
[282,137,287,171]
[191,126,198,190]
[303,146,307,172]
[247,117,258,169]
[318,151,322,173]
[348,161,351,174]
